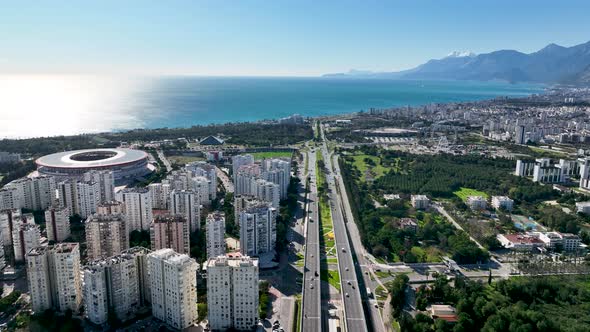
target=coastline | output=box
[0,77,545,140]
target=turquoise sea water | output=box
[0,76,544,138]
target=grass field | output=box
[294,295,302,332]
[321,269,341,291]
[454,187,489,202]
[351,154,389,179]
[168,155,205,165]
[251,151,293,160]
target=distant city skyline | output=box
[1,0,589,76]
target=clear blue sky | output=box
[1,0,589,76]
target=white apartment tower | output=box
[13,223,41,263]
[26,247,53,312]
[580,157,590,190]
[207,255,259,331]
[191,176,211,206]
[86,213,129,260]
[235,164,261,196]
[148,249,198,330]
[5,175,56,211]
[96,200,126,215]
[262,159,291,199]
[57,179,101,218]
[253,178,280,208]
[186,161,217,201]
[26,243,82,313]
[150,214,190,254]
[83,247,151,325]
[239,203,277,256]
[0,235,5,271]
[148,182,171,209]
[169,189,201,232]
[206,212,226,259]
[83,170,115,203]
[45,206,71,242]
[232,154,254,180]
[0,209,21,247]
[118,188,153,231]
[0,187,19,210]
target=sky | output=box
[1,0,589,76]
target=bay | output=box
[0,75,544,138]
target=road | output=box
[319,126,368,332]
[156,149,172,173]
[301,149,322,332]
[215,166,234,193]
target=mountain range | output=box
[323,40,590,85]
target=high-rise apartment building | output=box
[86,213,129,260]
[13,223,41,263]
[0,187,20,210]
[206,212,226,259]
[232,154,254,180]
[26,243,82,313]
[4,175,56,211]
[83,170,115,203]
[150,214,190,254]
[148,249,198,330]
[0,209,22,247]
[83,247,151,325]
[234,164,261,196]
[57,179,100,218]
[118,188,153,231]
[206,255,259,331]
[96,200,126,215]
[169,189,201,232]
[261,159,291,200]
[239,203,277,256]
[252,178,280,208]
[148,182,171,209]
[45,206,71,242]
[186,162,217,201]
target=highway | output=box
[301,149,322,332]
[319,128,368,332]
[332,153,386,332]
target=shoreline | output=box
[0,79,547,141]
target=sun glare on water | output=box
[0,75,148,139]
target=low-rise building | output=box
[576,201,590,215]
[497,233,544,252]
[399,218,418,233]
[491,196,514,211]
[466,196,488,210]
[411,195,430,210]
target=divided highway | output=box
[319,132,368,332]
[301,150,322,332]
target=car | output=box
[342,248,346,252]
[310,284,314,289]
[374,303,379,308]
[273,320,280,326]
[345,293,350,297]
[315,271,319,277]
[345,267,349,271]
[347,281,352,285]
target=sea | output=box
[0,75,544,139]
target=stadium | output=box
[36,148,152,184]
